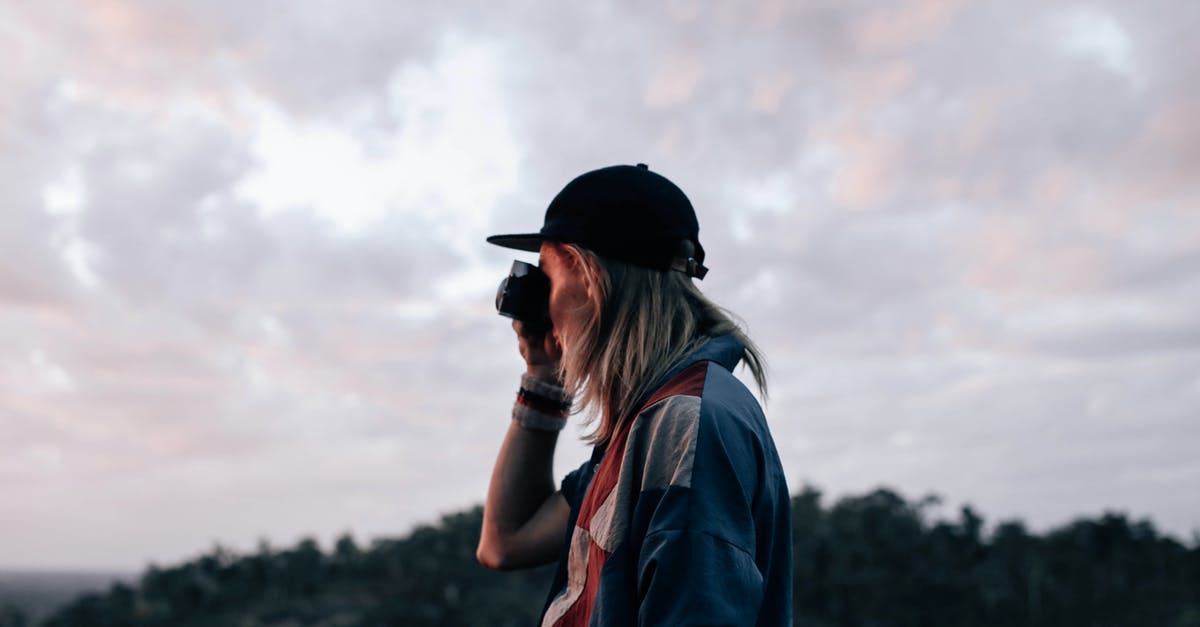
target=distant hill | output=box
[9,487,1200,627]
[0,570,133,625]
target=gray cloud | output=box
[0,0,1196,570]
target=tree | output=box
[0,604,28,627]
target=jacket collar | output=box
[588,333,744,461]
[640,334,744,405]
[673,334,743,376]
[591,334,746,463]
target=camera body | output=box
[495,260,551,331]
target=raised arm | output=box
[476,321,571,570]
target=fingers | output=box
[513,319,553,344]
[513,319,562,378]
[512,319,543,339]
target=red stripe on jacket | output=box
[549,361,710,627]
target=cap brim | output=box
[486,233,545,252]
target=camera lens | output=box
[496,277,510,313]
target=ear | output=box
[541,242,568,270]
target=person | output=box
[478,163,792,626]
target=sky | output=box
[1,0,1197,571]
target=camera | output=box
[495,260,551,331]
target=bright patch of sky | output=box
[58,236,101,288]
[42,166,86,216]
[30,349,75,393]
[43,165,101,288]
[1056,8,1139,84]
[235,36,521,249]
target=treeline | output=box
[5,487,1198,627]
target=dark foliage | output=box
[0,571,130,626]
[37,508,552,627]
[0,604,29,627]
[790,486,1200,627]
[34,489,1200,627]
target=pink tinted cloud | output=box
[853,0,963,55]
[824,118,901,208]
[643,50,706,109]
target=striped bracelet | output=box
[513,374,573,432]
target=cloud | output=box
[1,0,1197,570]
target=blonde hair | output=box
[547,242,767,447]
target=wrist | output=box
[525,364,560,382]
[513,374,573,432]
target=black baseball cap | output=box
[486,164,708,279]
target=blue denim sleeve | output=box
[559,458,596,510]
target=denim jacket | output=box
[540,335,792,626]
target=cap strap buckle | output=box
[670,257,709,280]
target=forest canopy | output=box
[4,486,1197,627]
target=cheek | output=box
[549,281,591,331]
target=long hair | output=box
[547,242,767,447]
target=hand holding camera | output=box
[496,260,560,380]
[495,260,551,331]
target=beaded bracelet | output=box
[513,374,573,432]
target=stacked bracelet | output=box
[513,374,573,432]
